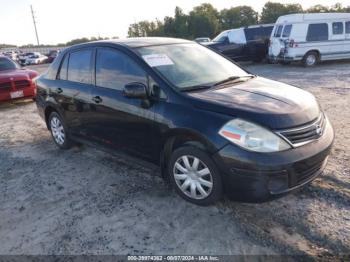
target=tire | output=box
[168,146,223,205]
[48,112,72,149]
[303,51,319,67]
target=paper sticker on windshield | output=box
[142,54,174,67]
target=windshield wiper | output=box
[213,75,256,87]
[181,84,212,92]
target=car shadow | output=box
[0,99,34,110]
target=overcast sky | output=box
[1,0,349,45]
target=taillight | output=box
[289,39,298,48]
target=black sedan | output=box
[35,38,334,205]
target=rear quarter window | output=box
[306,23,329,42]
[346,22,350,34]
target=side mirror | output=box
[123,82,148,99]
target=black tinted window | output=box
[67,50,92,84]
[332,22,344,35]
[0,57,18,71]
[282,25,293,37]
[244,27,271,41]
[346,22,350,34]
[307,23,329,41]
[96,48,146,90]
[58,55,68,80]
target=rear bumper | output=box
[268,55,301,62]
[0,85,36,102]
[212,118,334,202]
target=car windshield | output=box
[212,32,229,42]
[137,43,249,90]
[0,57,18,71]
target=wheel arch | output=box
[159,128,217,178]
[44,104,63,129]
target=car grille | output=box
[277,114,326,146]
[0,82,12,89]
[14,80,30,88]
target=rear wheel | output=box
[168,146,223,205]
[49,112,72,149]
[303,52,319,67]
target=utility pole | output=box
[30,5,40,46]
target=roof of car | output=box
[68,37,193,50]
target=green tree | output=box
[260,2,303,24]
[163,7,189,38]
[219,6,258,30]
[306,4,329,13]
[188,3,220,38]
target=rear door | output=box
[54,48,94,136]
[344,21,350,57]
[89,47,156,161]
[330,21,345,59]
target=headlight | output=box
[219,119,291,152]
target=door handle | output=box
[92,96,102,104]
[56,88,63,94]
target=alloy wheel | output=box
[50,116,65,145]
[173,155,213,200]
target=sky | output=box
[1,0,350,45]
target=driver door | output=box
[88,47,156,161]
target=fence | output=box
[0,46,67,55]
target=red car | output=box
[0,56,38,102]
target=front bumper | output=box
[213,118,334,202]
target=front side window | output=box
[306,23,329,42]
[346,21,350,34]
[282,25,293,38]
[332,22,344,35]
[212,32,229,43]
[137,43,249,90]
[67,49,92,84]
[0,57,18,71]
[96,48,147,90]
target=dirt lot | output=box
[0,62,349,256]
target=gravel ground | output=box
[0,62,349,257]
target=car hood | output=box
[0,69,36,82]
[186,77,320,129]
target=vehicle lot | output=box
[0,62,349,256]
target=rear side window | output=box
[67,49,92,84]
[274,25,283,37]
[306,23,329,42]
[282,25,293,38]
[332,22,344,35]
[244,28,270,41]
[346,22,350,33]
[58,55,68,80]
[96,48,147,90]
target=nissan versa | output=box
[35,38,334,205]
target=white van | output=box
[269,13,350,66]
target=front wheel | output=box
[49,112,72,149]
[168,146,223,205]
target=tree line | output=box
[128,2,350,39]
